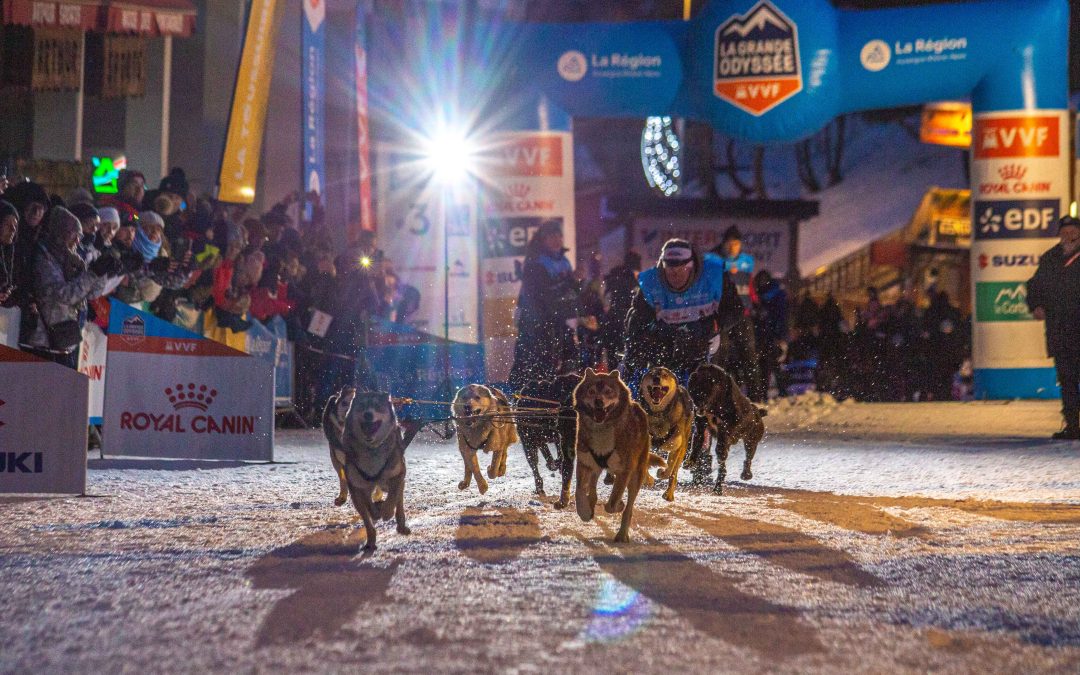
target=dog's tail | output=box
[647,452,667,467]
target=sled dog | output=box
[323,386,357,506]
[340,390,411,551]
[687,363,765,494]
[516,373,579,504]
[573,368,664,543]
[638,366,695,502]
[452,384,518,495]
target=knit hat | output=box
[69,202,99,223]
[137,210,165,231]
[1057,215,1080,233]
[45,206,80,241]
[660,238,693,265]
[67,187,95,208]
[158,167,189,197]
[98,207,121,226]
[721,225,742,243]
[0,200,18,223]
[3,180,49,216]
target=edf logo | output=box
[973,199,1059,239]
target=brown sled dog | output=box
[687,363,765,495]
[573,368,664,543]
[340,390,412,551]
[638,366,695,502]
[452,384,518,495]
[516,373,579,504]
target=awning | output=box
[2,0,196,37]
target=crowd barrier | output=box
[0,344,88,494]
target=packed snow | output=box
[1,399,1078,673]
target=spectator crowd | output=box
[0,166,415,427]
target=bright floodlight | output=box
[423,129,476,186]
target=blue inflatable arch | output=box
[515,0,1071,399]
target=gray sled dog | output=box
[340,390,412,551]
[573,368,665,543]
[452,384,518,495]
[638,366,695,502]
[687,363,765,495]
[324,387,384,506]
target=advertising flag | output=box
[302,0,326,202]
[355,2,374,239]
[218,0,284,204]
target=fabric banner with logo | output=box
[354,1,373,239]
[78,322,108,424]
[0,345,88,494]
[375,143,480,345]
[302,0,326,202]
[218,0,283,204]
[478,132,575,382]
[102,301,274,461]
[245,316,293,408]
[969,109,1070,398]
[0,306,19,348]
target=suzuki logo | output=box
[165,383,218,412]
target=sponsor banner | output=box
[971,239,1054,282]
[974,281,1033,322]
[301,0,326,202]
[218,0,283,204]
[103,302,273,461]
[375,143,479,344]
[634,217,791,277]
[0,344,87,494]
[972,322,1051,369]
[973,115,1061,160]
[267,316,293,406]
[354,3,373,238]
[0,306,19,348]
[971,198,1061,240]
[480,256,524,301]
[78,323,107,424]
[713,1,802,116]
[974,159,1062,198]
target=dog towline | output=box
[119,412,256,434]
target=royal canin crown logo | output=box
[997,164,1027,181]
[505,183,531,199]
[165,383,218,411]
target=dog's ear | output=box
[611,368,623,382]
[584,367,597,379]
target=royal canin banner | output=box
[102,301,274,461]
[0,345,88,494]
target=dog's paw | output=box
[605,499,626,514]
[487,467,497,479]
[334,495,347,507]
[603,473,615,485]
[477,481,489,495]
[613,530,630,544]
[397,523,411,535]
[363,541,377,552]
[545,460,559,472]
[741,465,753,481]
[458,480,469,490]
[712,482,725,496]
[663,490,675,502]
[553,499,568,510]
[656,468,671,481]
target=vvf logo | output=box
[976,282,1033,322]
[974,199,1059,239]
[714,0,801,116]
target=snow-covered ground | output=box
[2,400,1079,673]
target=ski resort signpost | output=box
[510,0,1070,398]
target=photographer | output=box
[112,211,193,310]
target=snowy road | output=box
[2,401,1080,673]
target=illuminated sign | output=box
[91,155,127,194]
[920,102,971,147]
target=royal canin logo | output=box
[997,164,1026,181]
[165,383,218,411]
[486,182,555,215]
[505,183,531,199]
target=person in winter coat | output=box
[1027,215,1080,439]
[625,238,743,378]
[711,225,761,394]
[508,220,581,389]
[921,289,963,401]
[752,270,788,400]
[112,211,192,309]
[601,250,642,366]
[21,207,121,368]
[0,201,19,309]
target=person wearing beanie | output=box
[110,210,192,308]
[69,202,101,264]
[625,237,743,384]
[20,207,116,368]
[0,201,18,308]
[710,225,764,400]
[96,207,121,248]
[507,219,581,389]
[1027,215,1080,439]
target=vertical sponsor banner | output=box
[246,317,294,407]
[78,323,108,424]
[354,2,374,239]
[0,306,19,348]
[0,345,87,494]
[375,143,480,344]
[103,301,274,460]
[969,110,1070,398]
[302,0,326,203]
[217,0,284,204]
[478,132,575,382]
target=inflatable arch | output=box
[513,0,1070,399]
